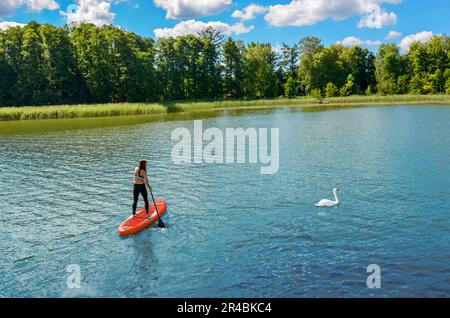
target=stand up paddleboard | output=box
[118,199,167,236]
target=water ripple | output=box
[0,106,449,297]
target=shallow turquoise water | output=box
[0,105,449,297]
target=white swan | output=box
[315,188,340,207]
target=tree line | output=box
[1,22,450,106]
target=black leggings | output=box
[133,184,149,214]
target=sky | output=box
[0,0,449,51]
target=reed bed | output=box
[0,103,166,121]
[1,95,449,121]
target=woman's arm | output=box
[143,171,153,192]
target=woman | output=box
[132,159,153,216]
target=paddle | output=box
[150,189,166,228]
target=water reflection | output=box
[0,104,404,136]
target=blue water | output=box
[0,105,449,297]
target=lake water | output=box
[0,105,449,297]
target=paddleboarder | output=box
[132,159,152,216]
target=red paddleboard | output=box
[118,199,167,236]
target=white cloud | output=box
[60,0,116,27]
[154,0,233,20]
[338,36,363,47]
[385,30,401,39]
[337,36,381,47]
[357,4,396,28]
[154,19,253,38]
[26,0,59,11]
[264,0,400,28]
[399,31,434,51]
[0,21,26,30]
[0,0,59,17]
[231,4,267,21]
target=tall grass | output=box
[164,96,319,112]
[0,103,166,121]
[324,94,450,105]
[165,95,450,111]
[1,95,450,121]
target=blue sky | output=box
[1,0,449,50]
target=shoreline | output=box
[1,95,450,121]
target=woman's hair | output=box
[137,159,147,174]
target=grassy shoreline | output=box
[1,95,450,121]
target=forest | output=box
[0,21,450,107]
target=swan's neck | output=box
[333,191,339,203]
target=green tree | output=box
[40,24,79,104]
[340,74,357,96]
[325,82,338,97]
[17,22,49,105]
[155,32,221,100]
[376,44,407,95]
[407,42,428,94]
[310,88,323,100]
[298,37,324,94]
[70,24,114,102]
[406,36,449,94]
[176,35,200,99]
[340,46,376,94]
[243,43,277,98]
[2,22,450,107]
[280,43,300,80]
[222,37,244,98]
[307,45,346,93]
[155,37,184,100]
[444,69,450,95]
[284,76,297,98]
[198,27,223,99]
[0,26,24,105]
